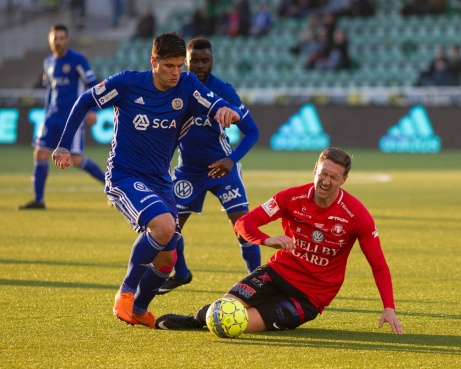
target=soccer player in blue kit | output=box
[52,32,242,328]
[158,38,261,294]
[18,24,105,210]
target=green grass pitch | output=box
[1,146,460,368]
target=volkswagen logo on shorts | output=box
[134,182,152,192]
[174,180,193,199]
[312,230,324,243]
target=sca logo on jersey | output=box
[219,186,241,204]
[133,114,177,131]
[174,180,193,199]
[193,116,212,127]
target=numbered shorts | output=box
[106,176,179,237]
[173,162,249,215]
[227,265,320,330]
[34,116,85,154]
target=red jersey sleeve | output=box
[357,209,396,310]
[234,196,284,245]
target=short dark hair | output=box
[152,31,186,59]
[187,38,212,52]
[50,24,68,35]
[318,147,352,176]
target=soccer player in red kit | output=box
[155,147,403,334]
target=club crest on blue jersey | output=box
[62,63,71,73]
[134,182,153,192]
[172,98,183,110]
[174,180,193,199]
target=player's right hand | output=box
[52,147,72,169]
[262,235,296,251]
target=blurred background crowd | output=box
[0,0,460,90]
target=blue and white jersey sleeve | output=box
[176,74,258,173]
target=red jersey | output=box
[234,183,395,312]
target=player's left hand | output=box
[379,307,404,334]
[214,107,240,128]
[208,157,234,178]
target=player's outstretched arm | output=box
[52,147,72,169]
[214,106,240,128]
[379,307,404,334]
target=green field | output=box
[1,146,460,369]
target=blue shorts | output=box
[106,176,179,234]
[34,116,85,154]
[173,162,249,215]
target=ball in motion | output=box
[206,297,249,338]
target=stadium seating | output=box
[91,0,461,89]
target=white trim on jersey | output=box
[69,123,84,154]
[178,116,194,141]
[219,125,232,156]
[207,98,223,116]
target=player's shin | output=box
[133,263,173,314]
[120,231,163,293]
[33,159,49,203]
[172,235,190,279]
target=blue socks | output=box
[121,231,164,293]
[133,265,170,314]
[172,236,190,280]
[33,159,48,203]
[121,231,178,314]
[240,241,261,273]
[78,157,105,183]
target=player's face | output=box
[186,48,213,83]
[313,159,347,207]
[48,30,69,58]
[151,55,185,91]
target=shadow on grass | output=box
[215,328,461,354]
[0,278,119,290]
[0,258,125,268]
[327,306,461,320]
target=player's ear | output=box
[151,55,157,68]
[313,162,318,175]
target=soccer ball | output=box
[206,297,249,338]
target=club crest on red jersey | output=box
[262,198,279,217]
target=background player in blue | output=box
[158,38,261,295]
[18,24,105,210]
[52,32,242,329]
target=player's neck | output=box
[313,190,339,208]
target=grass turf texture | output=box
[1,146,460,369]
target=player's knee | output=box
[147,216,176,244]
[269,299,318,331]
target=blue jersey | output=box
[175,73,259,175]
[43,49,97,120]
[58,70,241,192]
